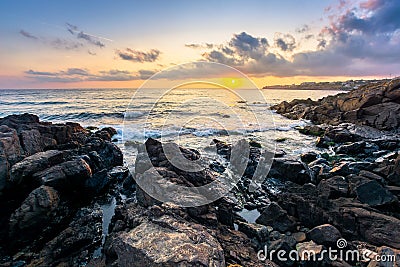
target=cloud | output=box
[185,43,214,49]
[203,32,269,66]
[77,31,105,48]
[274,33,296,52]
[295,24,310,34]
[19,30,38,40]
[199,0,400,78]
[51,38,83,50]
[66,22,107,48]
[25,68,157,82]
[116,48,161,63]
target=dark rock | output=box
[298,125,326,136]
[387,154,400,186]
[0,126,24,193]
[307,224,341,246]
[237,221,269,242]
[38,206,102,266]
[301,151,318,164]
[316,136,333,148]
[33,158,92,191]
[256,202,296,232]
[355,180,398,207]
[269,158,313,185]
[9,150,64,186]
[317,176,349,199]
[9,185,60,243]
[84,168,112,195]
[19,129,43,156]
[335,141,366,155]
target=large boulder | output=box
[9,185,60,242]
[33,158,92,191]
[307,224,341,246]
[355,180,398,207]
[9,150,65,186]
[0,125,24,193]
[112,215,225,267]
[256,202,296,232]
[37,206,102,266]
[268,158,313,185]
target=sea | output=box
[0,88,341,165]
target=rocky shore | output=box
[1,78,400,267]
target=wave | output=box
[42,112,124,121]
[0,101,70,106]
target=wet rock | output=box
[317,176,349,199]
[301,151,318,164]
[335,141,366,155]
[9,150,64,186]
[33,158,92,191]
[256,202,296,232]
[298,125,326,137]
[355,180,398,207]
[38,206,102,266]
[112,215,225,267]
[316,136,334,148]
[269,158,313,185]
[9,185,60,243]
[84,168,112,195]
[387,154,400,186]
[237,221,269,243]
[307,224,341,246]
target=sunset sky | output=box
[1,0,399,89]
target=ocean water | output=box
[0,88,341,164]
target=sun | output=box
[218,77,245,89]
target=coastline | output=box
[0,79,399,266]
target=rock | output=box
[9,150,64,185]
[271,78,400,131]
[387,154,400,186]
[335,141,366,155]
[84,168,112,195]
[237,221,269,243]
[20,129,43,156]
[317,176,349,199]
[358,170,386,184]
[112,215,225,267]
[316,136,333,148]
[355,180,398,207]
[39,206,102,266]
[292,232,307,243]
[298,125,326,136]
[307,224,341,246]
[0,126,24,192]
[256,202,296,232]
[296,241,323,261]
[33,158,92,191]
[9,185,60,242]
[301,151,318,164]
[339,206,400,249]
[269,158,313,185]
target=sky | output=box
[0,0,400,89]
